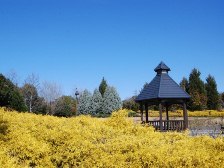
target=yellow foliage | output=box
[188,110,224,117]
[147,110,224,117]
[0,108,224,167]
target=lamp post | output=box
[75,88,79,115]
[75,88,79,102]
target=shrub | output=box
[0,107,224,167]
[128,111,140,117]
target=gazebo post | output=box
[145,103,149,123]
[165,104,169,130]
[140,102,144,123]
[183,102,188,129]
[159,103,163,131]
[165,105,169,121]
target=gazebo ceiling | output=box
[136,61,190,103]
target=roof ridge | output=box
[166,73,190,95]
[158,74,162,98]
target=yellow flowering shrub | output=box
[188,110,224,117]
[0,107,224,167]
[147,110,224,117]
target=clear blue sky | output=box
[0,0,224,100]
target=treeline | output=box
[0,73,122,117]
[180,68,223,111]
[123,68,224,111]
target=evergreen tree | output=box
[180,77,189,92]
[188,68,207,110]
[102,86,122,114]
[0,74,27,111]
[205,75,219,110]
[77,89,92,115]
[54,96,76,117]
[90,89,103,115]
[99,77,107,97]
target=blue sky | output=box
[0,0,224,100]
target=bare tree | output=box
[25,73,40,90]
[20,73,40,113]
[40,81,62,115]
[6,69,20,86]
[21,84,38,113]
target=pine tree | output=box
[99,77,107,97]
[180,77,189,92]
[205,75,219,110]
[77,89,92,115]
[102,86,122,114]
[90,89,103,115]
[188,68,207,110]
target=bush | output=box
[145,110,224,117]
[0,107,224,167]
[122,96,139,112]
[128,111,140,117]
[54,96,76,117]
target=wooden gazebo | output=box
[135,62,190,131]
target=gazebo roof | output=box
[136,62,190,103]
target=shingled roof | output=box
[136,62,190,102]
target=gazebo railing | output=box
[148,120,184,131]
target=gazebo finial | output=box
[154,61,171,74]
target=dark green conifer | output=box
[205,75,219,110]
